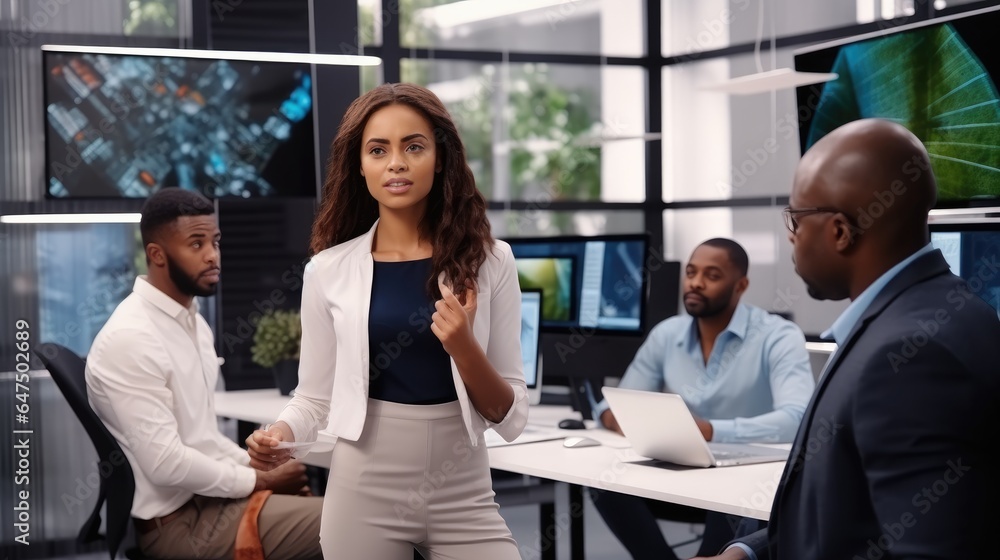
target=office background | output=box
[2,0,999,557]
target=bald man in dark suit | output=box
[696,119,1000,560]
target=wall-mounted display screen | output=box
[43,47,316,199]
[505,234,649,335]
[795,6,1000,208]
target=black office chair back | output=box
[36,343,136,560]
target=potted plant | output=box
[250,309,301,395]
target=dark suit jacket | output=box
[738,250,1000,559]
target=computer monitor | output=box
[794,5,1000,209]
[514,257,576,323]
[930,223,1000,318]
[520,288,544,405]
[505,233,650,335]
[42,46,316,199]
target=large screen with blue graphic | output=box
[43,48,316,198]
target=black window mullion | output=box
[381,1,402,83]
[644,0,664,252]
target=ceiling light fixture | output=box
[42,45,382,67]
[572,132,663,148]
[701,67,838,95]
[0,213,142,224]
[700,0,837,95]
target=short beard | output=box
[685,286,735,318]
[166,254,217,298]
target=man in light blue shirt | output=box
[590,238,815,560]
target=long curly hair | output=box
[309,83,494,299]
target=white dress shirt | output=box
[86,276,256,520]
[277,220,529,448]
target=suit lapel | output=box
[768,327,862,535]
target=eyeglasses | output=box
[782,206,844,234]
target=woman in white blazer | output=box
[247,83,528,559]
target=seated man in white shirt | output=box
[590,238,816,560]
[86,187,322,560]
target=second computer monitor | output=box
[930,223,1000,318]
[506,233,650,335]
[520,288,544,405]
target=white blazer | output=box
[276,220,529,448]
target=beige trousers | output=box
[138,494,323,560]
[320,399,520,559]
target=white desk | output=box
[214,388,335,468]
[215,389,781,558]
[488,405,780,521]
[215,388,293,425]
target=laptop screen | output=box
[520,289,542,389]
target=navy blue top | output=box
[368,258,458,405]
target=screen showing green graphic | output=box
[795,8,1000,207]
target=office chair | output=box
[35,343,146,560]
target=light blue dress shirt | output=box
[728,244,934,560]
[592,303,815,443]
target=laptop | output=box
[602,387,790,467]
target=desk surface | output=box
[216,388,293,425]
[215,389,779,520]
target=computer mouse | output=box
[563,436,601,449]
[558,418,587,430]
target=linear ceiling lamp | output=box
[701,67,838,95]
[572,132,663,148]
[0,213,142,224]
[699,0,837,96]
[41,45,382,67]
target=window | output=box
[662,48,802,201]
[664,206,848,334]
[401,0,645,57]
[36,223,144,356]
[490,209,644,238]
[358,0,384,47]
[351,0,984,340]
[123,0,180,37]
[404,59,646,202]
[663,0,919,57]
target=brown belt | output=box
[133,499,195,535]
